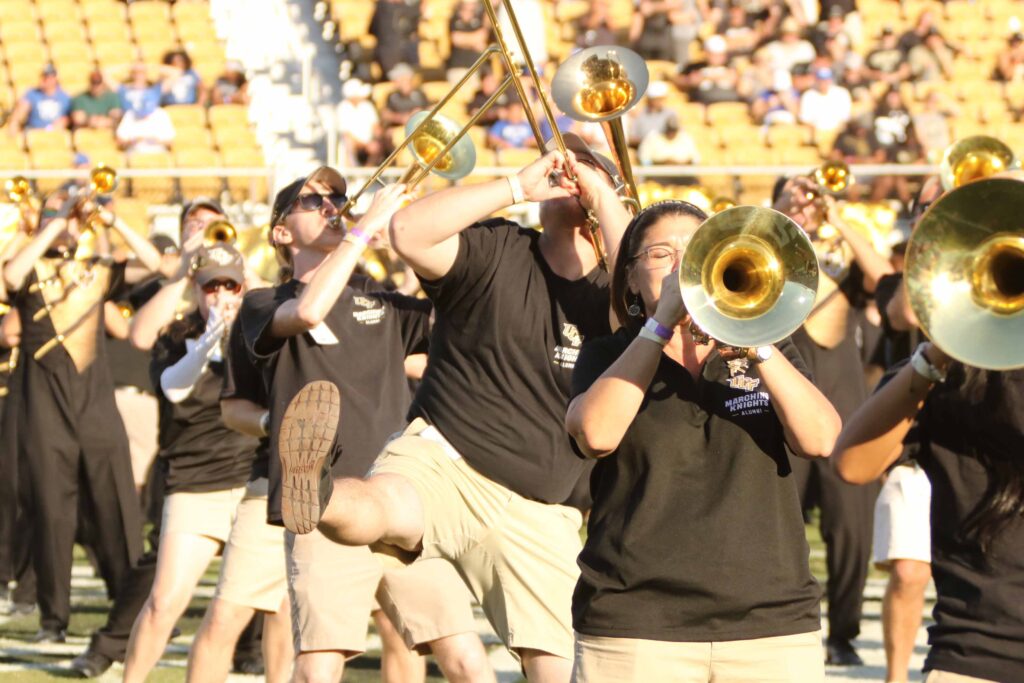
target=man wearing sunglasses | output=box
[239,167,494,683]
[1,189,164,644]
[277,134,632,682]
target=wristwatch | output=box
[748,345,773,363]
[911,343,946,383]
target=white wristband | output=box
[506,173,525,204]
[911,343,946,383]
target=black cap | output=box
[269,166,348,229]
[180,196,225,227]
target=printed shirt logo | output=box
[352,295,386,325]
[723,357,769,417]
[553,323,583,369]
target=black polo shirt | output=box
[239,279,431,526]
[150,318,258,494]
[385,89,428,115]
[911,365,1024,681]
[448,6,486,69]
[222,318,271,482]
[410,219,610,506]
[570,329,822,641]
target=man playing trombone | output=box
[276,136,631,681]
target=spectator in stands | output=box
[447,0,488,84]
[630,0,702,67]
[487,100,537,150]
[628,81,677,147]
[761,17,817,83]
[637,115,699,174]
[898,9,946,55]
[211,61,250,106]
[819,0,862,47]
[370,0,421,75]
[832,115,881,201]
[336,78,387,166]
[752,88,798,125]
[160,49,206,107]
[465,67,502,128]
[908,28,954,82]
[575,0,618,50]
[6,65,71,135]
[71,71,123,130]
[912,90,954,162]
[718,2,761,59]
[116,93,175,157]
[799,67,851,134]
[678,35,742,104]
[840,54,874,119]
[871,86,921,204]
[811,6,852,55]
[994,33,1024,82]
[380,63,429,128]
[865,26,911,86]
[119,63,162,119]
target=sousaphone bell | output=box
[905,177,1024,369]
[678,206,819,348]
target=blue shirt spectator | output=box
[7,65,71,133]
[488,103,537,149]
[160,49,206,106]
[119,64,163,118]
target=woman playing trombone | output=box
[565,201,841,682]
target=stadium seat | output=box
[127,0,172,24]
[172,125,215,151]
[3,42,48,67]
[212,127,260,152]
[764,124,811,148]
[164,104,207,130]
[221,147,267,202]
[73,128,121,156]
[30,148,75,194]
[127,151,175,202]
[208,104,249,130]
[25,130,72,153]
[175,148,224,198]
[87,17,133,44]
[0,0,36,22]
[0,149,30,172]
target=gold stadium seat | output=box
[41,17,88,45]
[36,0,81,20]
[193,56,227,85]
[93,41,139,73]
[176,20,218,46]
[73,128,118,152]
[497,148,541,167]
[3,42,48,67]
[0,149,30,172]
[48,41,95,66]
[164,104,207,130]
[81,0,126,20]
[54,65,92,95]
[221,147,267,202]
[87,17,133,44]
[127,151,175,202]
[0,0,35,21]
[175,148,223,198]
[138,39,178,67]
[30,148,75,195]
[213,127,259,152]
[208,104,249,130]
[133,19,176,46]
[110,197,149,234]
[764,123,811,148]
[372,83,391,112]
[172,125,214,151]
[25,130,72,152]
[127,0,171,23]
[172,1,212,24]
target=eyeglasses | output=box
[200,279,242,294]
[631,245,682,270]
[291,192,347,214]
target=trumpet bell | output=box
[906,178,1024,369]
[204,219,237,245]
[813,160,853,194]
[679,206,819,348]
[404,111,476,181]
[90,164,118,195]
[552,46,649,123]
[939,136,1018,191]
[5,176,31,203]
[711,196,737,214]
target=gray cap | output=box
[193,244,245,286]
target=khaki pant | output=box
[926,671,1002,683]
[369,418,584,661]
[572,631,825,683]
[113,387,159,491]
[286,529,477,655]
[215,478,289,613]
[162,487,246,543]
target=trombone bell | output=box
[553,47,648,123]
[906,178,1024,369]
[679,206,819,348]
[404,111,476,181]
[939,136,1018,191]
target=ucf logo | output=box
[353,296,377,308]
[726,358,761,391]
[562,323,582,348]
[352,295,385,324]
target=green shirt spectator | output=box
[71,71,123,130]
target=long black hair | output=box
[941,365,1024,558]
[610,200,708,334]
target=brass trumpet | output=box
[72,165,119,231]
[678,206,819,349]
[939,136,1018,192]
[204,219,237,246]
[905,177,1024,369]
[5,176,32,204]
[711,196,737,214]
[806,160,853,200]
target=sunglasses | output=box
[290,192,347,214]
[200,279,242,294]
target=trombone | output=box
[939,135,1019,192]
[678,205,820,349]
[904,177,1024,369]
[5,175,39,233]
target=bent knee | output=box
[437,642,491,680]
[145,592,191,624]
[891,559,931,590]
[292,653,345,683]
